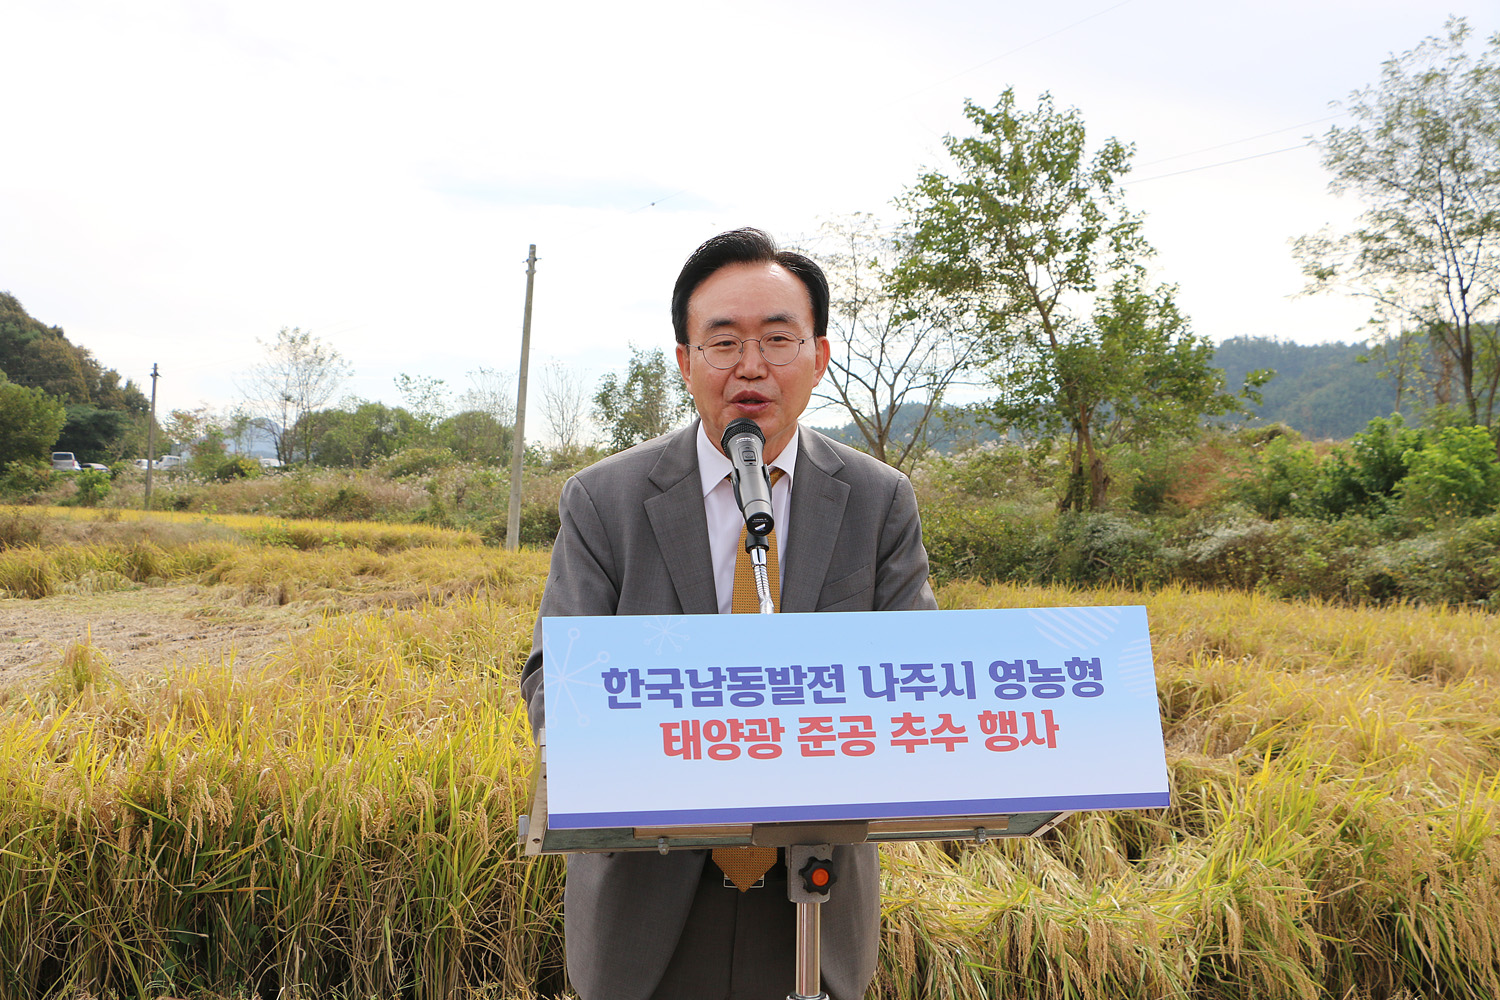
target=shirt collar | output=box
[695,422,798,498]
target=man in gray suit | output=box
[521,228,936,1000]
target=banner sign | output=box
[540,606,1167,829]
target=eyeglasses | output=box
[692,333,808,370]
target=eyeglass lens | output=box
[700,336,802,369]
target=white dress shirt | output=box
[694,422,797,615]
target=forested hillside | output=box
[815,336,1402,450]
[0,292,151,462]
[1213,335,1398,439]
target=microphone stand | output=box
[745,527,831,1000]
[746,531,776,616]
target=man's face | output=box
[676,261,831,462]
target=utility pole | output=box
[505,245,538,551]
[144,363,159,511]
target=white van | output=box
[51,452,81,471]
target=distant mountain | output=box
[809,402,1002,457]
[810,337,1403,454]
[1213,336,1399,439]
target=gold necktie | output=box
[713,467,783,891]
[729,468,783,614]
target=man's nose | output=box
[734,339,771,375]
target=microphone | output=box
[720,418,774,538]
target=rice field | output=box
[1,509,1498,998]
[0,506,501,604]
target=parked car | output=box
[51,452,81,471]
[82,463,110,472]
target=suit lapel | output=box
[644,423,719,615]
[781,428,849,614]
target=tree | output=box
[896,90,1234,509]
[155,406,232,475]
[393,373,450,447]
[1295,18,1500,427]
[221,405,261,457]
[593,346,693,453]
[804,214,983,471]
[450,367,516,461]
[1,293,149,459]
[0,374,67,467]
[438,410,513,463]
[540,360,589,454]
[458,367,516,426]
[996,280,1242,507]
[56,404,133,463]
[240,327,352,464]
[304,399,416,467]
[161,407,212,456]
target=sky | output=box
[3,0,1493,438]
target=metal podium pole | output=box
[751,543,832,1000]
[785,844,834,1000]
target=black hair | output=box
[670,227,829,344]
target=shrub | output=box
[914,443,1056,507]
[1121,443,1179,514]
[67,468,112,507]
[1156,432,1254,510]
[0,506,45,549]
[1359,512,1500,607]
[1396,424,1500,522]
[520,495,563,547]
[1170,511,1386,601]
[1311,414,1425,519]
[0,458,54,500]
[541,442,609,471]
[921,498,1055,585]
[1053,511,1161,585]
[213,456,262,481]
[1231,433,1320,520]
[379,447,459,479]
[1112,434,1253,515]
[232,469,427,522]
[313,484,380,521]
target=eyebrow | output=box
[704,313,798,331]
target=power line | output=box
[1134,112,1345,169]
[1125,141,1314,185]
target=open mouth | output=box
[731,395,771,412]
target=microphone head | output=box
[721,418,764,454]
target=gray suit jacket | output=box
[521,422,937,1000]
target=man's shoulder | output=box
[570,424,695,490]
[800,427,909,485]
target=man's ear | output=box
[812,335,831,384]
[676,342,693,388]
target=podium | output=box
[523,606,1168,1000]
[522,734,1071,854]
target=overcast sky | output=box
[3,0,1491,436]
